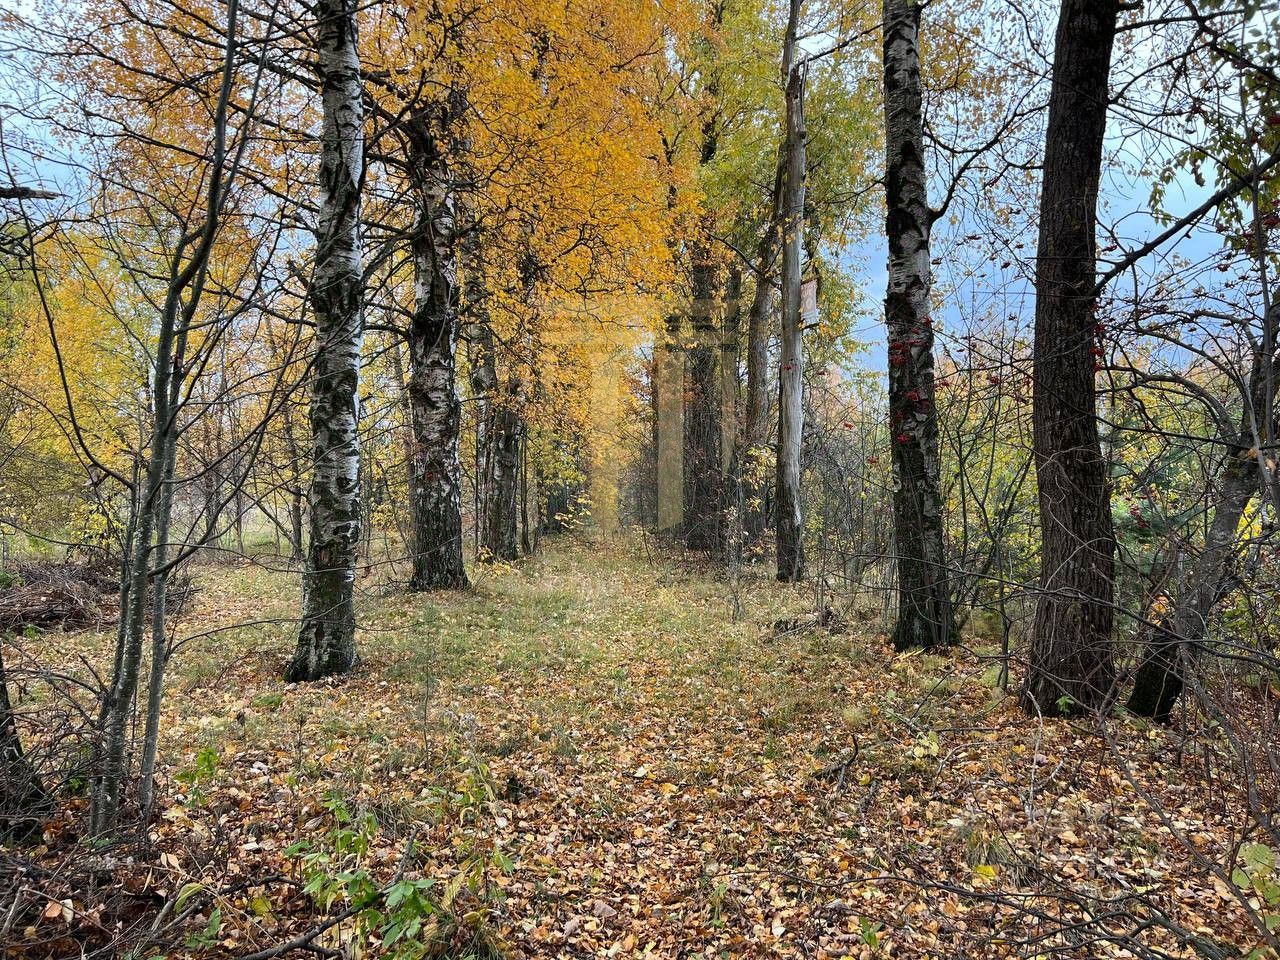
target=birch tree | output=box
[402,106,469,590]
[287,0,366,679]
[881,0,954,650]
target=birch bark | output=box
[882,0,955,650]
[404,112,468,590]
[288,0,366,680]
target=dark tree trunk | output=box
[721,264,744,558]
[94,4,241,828]
[1024,0,1120,715]
[542,468,579,533]
[466,271,499,557]
[279,402,306,562]
[684,234,723,553]
[388,341,418,553]
[520,425,535,554]
[740,162,782,549]
[775,0,807,583]
[290,489,304,561]
[721,263,742,475]
[483,401,522,561]
[655,314,685,534]
[683,13,726,554]
[883,0,955,651]
[404,115,468,590]
[0,643,49,841]
[138,424,181,817]
[465,228,524,564]
[288,0,365,682]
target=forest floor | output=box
[23,533,1267,959]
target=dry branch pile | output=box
[0,562,119,633]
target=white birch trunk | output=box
[405,115,468,589]
[287,0,365,681]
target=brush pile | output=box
[0,561,119,633]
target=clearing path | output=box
[91,536,1253,958]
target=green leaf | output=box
[175,882,205,910]
[1243,843,1275,873]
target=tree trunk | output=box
[1024,0,1120,715]
[0,642,49,841]
[388,341,417,554]
[684,234,723,553]
[741,165,782,548]
[775,2,807,584]
[883,0,955,651]
[280,401,306,562]
[721,263,742,475]
[96,200,197,834]
[483,399,522,561]
[95,270,186,833]
[655,315,685,534]
[138,409,180,819]
[517,422,532,552]
[1128,297,1274,721]
[404,115,468,590]
[464,229,495,546]
[290,487,305,562]
[681,3,726,554]
[722,263,745,561]
[1127,443,1255,722]
[464,269,519,564]
[287,0,365,682]
[234,485,246,554]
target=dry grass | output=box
[14,532,1268,958]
